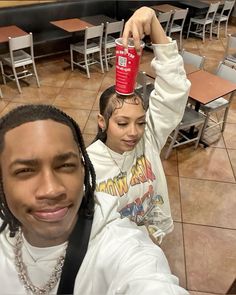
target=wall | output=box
[0,0,54,8]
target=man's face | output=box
[1,120,84,247]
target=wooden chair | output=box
[0,32,40,94]
[168,8,189,50]
[103,20,124,71]
[187,2,220,42]
[70,24,104,78]
[223,34,236,68]
[200,62,236,139]
[213,0,235,39]
[165,106,206,159]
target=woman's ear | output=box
[98,114,106,131]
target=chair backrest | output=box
[216,61,236,84]
[85,23,104,40]
[181,49,205,69]
[219,0,235,18]
[8,32,32,51]
[158,11,172,33]
[169,8,188,31]
[136,71,153,110]
[224,34,236,60]
[206,2,220,20]
[105,19,124,36]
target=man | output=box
[0,104,189,294]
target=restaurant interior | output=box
[0,0,236,294]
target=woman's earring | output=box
[101,127,105,132]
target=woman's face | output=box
[105,97,146,154]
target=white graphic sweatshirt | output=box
[87,40,191,241]
[0,193,189,294]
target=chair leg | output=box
[164,127,180,160]
[32,62,40,88]
[217,21,220,39]
[104,48,109,72]
[12,67,22,94]
[203,24,206,42]
[84,54,90,79]
[99,50,104,74]
[187,21,191,39]
[0,62,6,85]
[225,21,228,38]
[210,23,213,40]
[70,47,74,71]
[0,87,3,98]
[200,113,210,140]
[222,106,230,132]
[179,31,183,50]
[195,123,204,149]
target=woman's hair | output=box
[0,104,96,237]
[93,85,145,143]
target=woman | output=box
[87,7,191,243]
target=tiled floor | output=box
[0,24,236,294]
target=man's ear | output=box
[97,114,106,131]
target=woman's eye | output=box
[138,121,147,126]
[117,122,128,126]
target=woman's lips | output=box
[123,139,137,147]
[32,207,69,222]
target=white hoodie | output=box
[87,40,191,241]
[0,193,189,294]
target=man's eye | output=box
[57,163,77,170]
[14,168,34,175]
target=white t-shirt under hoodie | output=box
[87,40,191,240]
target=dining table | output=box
[50,18,93,33]
[150,4,182,14]
[187,69,236,111]
[81,14,117,26]
[0,25,27,44]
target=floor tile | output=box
[228,149,236,177]
[57,107,90,132]
[83,110,98,135]
[161,222,186,288]
[223,123,236,149]
[180,178,236,229]
[166,176,182,222]
[184,224,236,294]
[177,146,235,183]
[54,87,97,110]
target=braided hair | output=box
[0,104,96,237]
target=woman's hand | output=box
[122,6,169,53]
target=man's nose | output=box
[35,170,66,200]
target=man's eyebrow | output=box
[9,152,80,168]
[54,152,80,162]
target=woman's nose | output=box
[128,124,138,136]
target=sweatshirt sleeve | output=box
[103,219,189,295]
[145,39,191,152]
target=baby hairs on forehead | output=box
[0,104,96,237]
[99,85,145,124]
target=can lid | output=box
[115,38,145,48]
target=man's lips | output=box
[32,207,69,222]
